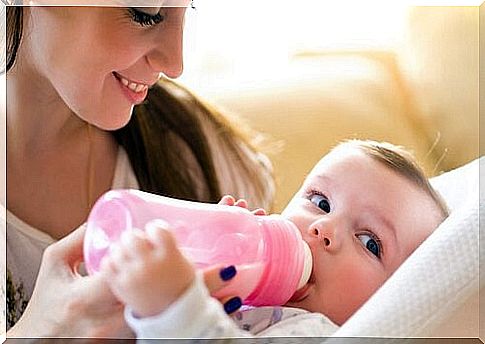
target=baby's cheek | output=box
[334,263,385,319]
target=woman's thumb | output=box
[46,223,87,270]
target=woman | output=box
[5,5,274,337]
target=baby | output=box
[99,139,449,339]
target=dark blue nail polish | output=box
[220,265,237,281]
[224,297,242,314]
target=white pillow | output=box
[330,157,482,338]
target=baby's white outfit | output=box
[125,272,339,340]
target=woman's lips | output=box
[112,72,149,105]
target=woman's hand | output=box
[218,195,267,216]
[203,264,242,314]
[210,194,268,314]
[7,224,133,338]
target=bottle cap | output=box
[296,240,313,289]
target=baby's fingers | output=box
[251,208,267,216]
[234,199,248,209]
[218,195,236,206]
[144,220,182,260]
[120,228,153,258]
[145,220,173,247]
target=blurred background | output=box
[179,2,481,212]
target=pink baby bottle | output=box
[83,189,313,306]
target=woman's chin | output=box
[92,110,133,131]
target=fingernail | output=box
[220,265,237,281]
[224,297,242,314]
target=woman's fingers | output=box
[221,296,243,314]
[203,265,242,314]
[45,223,87,272]
[203,265,237,294]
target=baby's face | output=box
[282,148,443,325]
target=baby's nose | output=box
[307,227,331,247]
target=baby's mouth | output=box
[288,271,316,303]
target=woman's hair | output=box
[335,139,449,219]
[6,5,23,72]
[6,6,273,206]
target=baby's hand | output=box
[218,195,267,216]
[99,223,195,318]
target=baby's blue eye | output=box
[309,194,331,213]
[357,234,381,258]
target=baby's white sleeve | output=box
[124,271,250,340]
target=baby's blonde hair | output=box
[334,140,449,220]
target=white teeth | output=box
[135,84,145,92]
[117,74,147,93]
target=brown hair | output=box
[335,139,449,219]
[6,6,273,206]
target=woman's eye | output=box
[309,193,331,213]
[357,233,382,258]
[127,8,164,27]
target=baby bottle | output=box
[83,189,313,306]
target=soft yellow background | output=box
[182,6,480,212]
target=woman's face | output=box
[23,5,189,130]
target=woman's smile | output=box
[112,72,150,105]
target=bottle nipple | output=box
[297,240,313,289]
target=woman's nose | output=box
[307,223,340,252]
[146,20,184,78]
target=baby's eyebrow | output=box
[373,212,398,249]
[310,174,333,187]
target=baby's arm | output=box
[124,270,251,339]
[99,224,250,339]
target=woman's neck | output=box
[7,59,88,158]
[6,60,119,239]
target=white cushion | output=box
[331,157,482,338]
